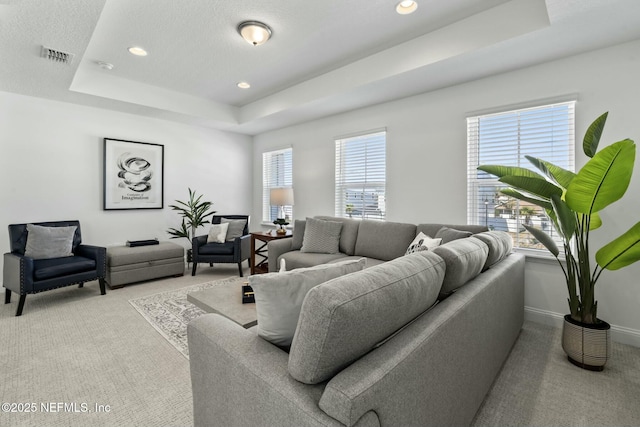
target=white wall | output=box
[0,91,252,275]
[253,39,640,346]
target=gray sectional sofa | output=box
[188,216,525,427]
[267,216,488,272]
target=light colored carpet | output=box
[129,277,243,358]
[1,264,639,427]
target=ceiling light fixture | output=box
[237,82,251,89]
[237,21,272,46]
[97,61,114,70]
[396,0,418,14]
[128,46,148,56]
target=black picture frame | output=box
[103,138,164,210]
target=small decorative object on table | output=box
[273,218,289,235]
[242,281,255,304]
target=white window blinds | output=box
[262,148,293,223]
[335,131,386,220]
[467,101,575,251]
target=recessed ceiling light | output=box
[396,0,418,14]
[237,82,251,89]
[128,46,148,56]
[97,61,114,70]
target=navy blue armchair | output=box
[3,220,106,316]
[191,215,251,277]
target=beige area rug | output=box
[129,276,242,358]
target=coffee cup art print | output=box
[103,138,164,210]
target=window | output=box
[335,130,386,220]
[262,148,293,223]
[467,101,575,251]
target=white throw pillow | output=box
[24,224,77,259]
[206,222,229,243]
[250,258,366,348]
[406,232,441,255]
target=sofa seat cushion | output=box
[288,251,445,384]
[432,237,489,297]
[250,259,366,348]
[34,256,96,281]
[198,241,235,255]
[354,220,416,261]
[279,251,347,271]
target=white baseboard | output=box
[525,306,640,348]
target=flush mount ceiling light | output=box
[396,0,418,14]
[237,21,272,46]
[237,82,251,89]
[128,46,148,56]
[97,61,114,70]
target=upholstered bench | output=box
[106,242,185,288]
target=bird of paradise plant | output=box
[478,112,640,325]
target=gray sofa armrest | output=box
[188,314,345,427]
[267,238,294,272]
[319,253,525,427]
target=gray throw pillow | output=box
[434,226,473,244]
[221,218,247,241]
[24,224,77,259]
[300,217,342,254]
[250,258,366,348]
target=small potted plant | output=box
[479,112,640,370]
[167,188,216,262]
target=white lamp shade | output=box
[270,188,294,206]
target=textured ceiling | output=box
[2,0,640,135]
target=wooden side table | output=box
[250,230,292,275]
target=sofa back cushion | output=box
[291,219,306,250]
[288,251,445,384]
[315,216,360,256]
[251,258,366,348]
[354,220,416,261]
[417,223,488,238]
[473,231,513,270]
[431,236,489,298]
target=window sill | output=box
[515,247,566,265]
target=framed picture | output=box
[103,138,164,210]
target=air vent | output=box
[41,46,75,65]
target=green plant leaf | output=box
[525,156,576,189]
[550,194,576,240]
[566,139,635,214]
[524,225,560,257]
[596,221,640,270]
[477,165,545,180]
[583,112,608,158]
[500,188,553,210]
[589,212,602,231]
[499,176,563,200]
